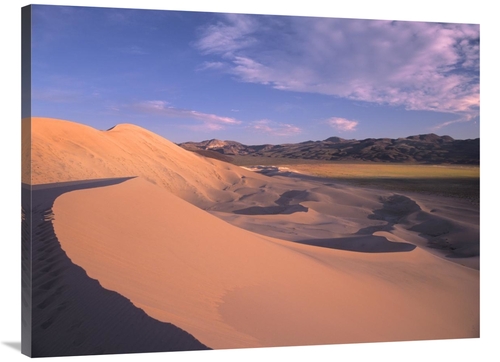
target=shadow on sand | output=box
[234,189,310,215]
[296,235,416,253]
[22,177,209,357]
[296,194,418,253]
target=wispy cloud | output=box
[195,14,258,57]
[249,119,302,136]
[194,15,479,124]
[432,113,477,131]
[327,117,358,132]
[182,123,225,132]
[134,100,241,130]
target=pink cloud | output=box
[327,117,358,132]
[135,100,241,131]
[250,119,302,136]
[195,16,479,121]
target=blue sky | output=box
[31,5,480,144]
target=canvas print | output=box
[21,4,480,358]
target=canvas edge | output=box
[21,4,32,358]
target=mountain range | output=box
[179,134,479,164]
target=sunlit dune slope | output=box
[52,177,479,350]
[26,117,267,206]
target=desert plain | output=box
[23,117,479,356]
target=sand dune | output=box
[28,118,479,269]
[25,180,208,357]
[28,117,479,352]
[52,176,479,349]
[27,117,268,207]
[208,173,479,269]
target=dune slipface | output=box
[28,117,479,354]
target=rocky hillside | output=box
[179,134,479,164]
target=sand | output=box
[52,176,478,349]
[28,117,479,352]
[26,117,269,208]
[24,180,208,357]
[207,173,480,269]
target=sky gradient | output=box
[31,5,480,144]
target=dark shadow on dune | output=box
[357,193,479,259]
[22,177,209,357]
[355,194,420,235]
[296,235,416,253]
[234,204,308,215]
[3,341,22,352]
[409,218,479,258]
[275,190,310,205]
[233,189,309,215]
[444,244,480,258]
[368,194,421,223]
[295,194,418,253]
[356,224,395,235]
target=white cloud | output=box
[432,112,477,131]
[327,117,358,132]
[195,14,258,57]
[135,100,241,130]
[250,119,302,136]
[195,15,479,121]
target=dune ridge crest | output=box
[26,117,267,206]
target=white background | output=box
[1,1,497,361]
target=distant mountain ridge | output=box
[179,133,479,164]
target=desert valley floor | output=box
[23,118,479,357]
